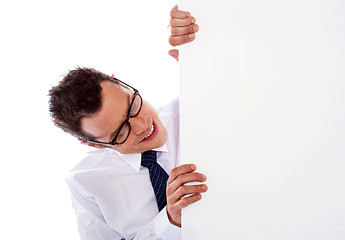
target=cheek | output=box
[113,137,137,154]
[126,131,139,143]
[112,144,131,154]
[141,100,156,114]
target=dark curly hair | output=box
[48,67,119,141]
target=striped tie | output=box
[141,150,169,211]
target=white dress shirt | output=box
[66,98,181,240]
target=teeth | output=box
[145,125,154,139]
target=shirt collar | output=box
[116,143,168,173]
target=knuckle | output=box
[181,198,188,207]
[190,195,199,204]
[196,173,205,181]
[169,167,178,177]
[169,205,178,215]
[167,173,173,181]
[173,174,181,183]
[180,185,188,194]
[167,204,174,213]
[188,24,195,33]
[187,16,193,24]
[191,17,196,23]
[184,35,193,43]
[195,193,202,201]
[173,173,181,181]
[167,198,173,205]
[171,27,179,36]
[186,173,200,183]
[170,19,176,27]
[178,174,187,183]
[166,186,173,196]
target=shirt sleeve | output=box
[66,179,123,239]
[66,179,181,240]
[133,206,181,240]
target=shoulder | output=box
[66,148,120,182]
[69,148,110,172]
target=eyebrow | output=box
[107,91,132,142]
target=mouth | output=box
[145,124,154,139]
[141,121,158,142]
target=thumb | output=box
[168,49,179,61]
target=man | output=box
[49,6,207,240]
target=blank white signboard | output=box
[179,0,345,239]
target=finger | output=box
[169,34,195,47]
[170,5,191,19]
[171,23,198,37]
[168,184,207,203]
[167,172,207,195]
[176,193,203,209]
[168,49,179,61]
[167,164,196,184]
[111,74,115,78]
[174,172,207,187]
[170,5,178,13]
[170,16,195,27]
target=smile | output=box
[140,121,159,142]
[144,125,154,139]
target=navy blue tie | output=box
[141,150,168,211]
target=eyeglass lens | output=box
[115,94,142,144]
[129,95,141,117]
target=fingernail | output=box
[187,12,191,17]
[191,164,196,170]
[192,18,196,23]
[193,24,199,32]
[197,194,202,199]
[201,174,207,180]
[189,34,195,39]
[201,185,207,191]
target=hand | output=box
[166,164,207,227]
[168,5,199,61]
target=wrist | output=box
[167,209,181,228]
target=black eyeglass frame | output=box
[86,78,142,146]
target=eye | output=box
[130,95,141,117]
[116,124,130,144]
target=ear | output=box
[80,141,106,149]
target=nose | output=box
[129,114,149,135]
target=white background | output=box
[180,0,345,239]
[0,0,178,239]
[2,1,345,239]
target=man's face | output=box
[81,80,167,154]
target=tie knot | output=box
[141,150,157,168]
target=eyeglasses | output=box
[86,78,142,146]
